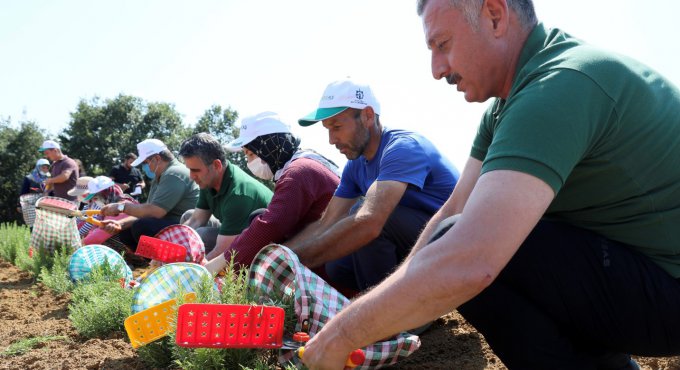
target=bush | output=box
[69,261,133,338]
[0,223,29,264]
[38,247,74,294]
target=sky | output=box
[1,0,679,171]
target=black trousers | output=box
[325,202,432,291]
[432,217,680,370]
[118,217,177,250]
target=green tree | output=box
[59,94,189,176]
[0,120,45,223]
[191,104,246,170]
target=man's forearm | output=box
[207,240,230,260]
[305,238,487,364]
[291,216,380,268]
[285,220,324,248]
[121,202,166,219]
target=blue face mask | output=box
[142,163,155,180]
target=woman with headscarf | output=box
[20,158,50,196]
[17,158,51,224]
[204,111,341,274]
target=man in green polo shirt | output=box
[300,1,680,369]
[179,133,273,258]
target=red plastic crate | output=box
[136,235,188,263]
[175,304,285,349]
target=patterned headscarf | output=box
[244,133,301,174]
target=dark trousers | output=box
[325,202,432,291]
[118,217,178,251]
[432,216,680,370]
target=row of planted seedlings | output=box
[0,223,297,370]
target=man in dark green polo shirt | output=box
[179,133,273,257]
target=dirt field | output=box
[1,258,679,370]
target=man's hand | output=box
[100,219,122,234]
[120,183,130,191]
[205,255,228,277]
[100,203,122,217]
[300,327,356,370]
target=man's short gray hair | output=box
[416,0,537,30]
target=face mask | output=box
[90,197,106,209]
[39,171,50,177]
[247,158,273,180]
[142,163,155,180]
[142,157,157,180]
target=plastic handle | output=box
[297,347,365,368]
[84,217,102,227]
[82,209,101,216]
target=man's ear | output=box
[361,106,377,127]
[483,0,509,36]
[212,159,223,171]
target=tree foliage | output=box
[191,104,248,171]
[58,94,191,176]
[0,119,46,223]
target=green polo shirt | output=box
[472,23,680,277]
[196,161,273,236]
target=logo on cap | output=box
[356,90,364,99]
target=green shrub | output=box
[0,223,30,264]
[38,247,74,294]
[69,261,133,338]
[1,335,69,357]
[136,338,175,369]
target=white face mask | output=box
[89,197,106,209]
[247,157,273,180]
[39,171,50,177]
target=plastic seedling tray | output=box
[124,292,197,348]
[175,303,285,349]
[136,235,188,263]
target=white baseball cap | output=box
[83,176,115,201]
[298,79,381,126]
[130,139,168,167]
[38,140,61,152]
[36,158,50,167]
[224,111,291,152]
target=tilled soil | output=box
[1,259,678,369]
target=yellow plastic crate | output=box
[124,292,196,348]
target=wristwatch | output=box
[117,203,125,213]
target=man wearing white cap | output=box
[100,139,199,250]
[178,132,273,257]
[202,112,340,275]
[289,78,460,294]
[39,139,79,201]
